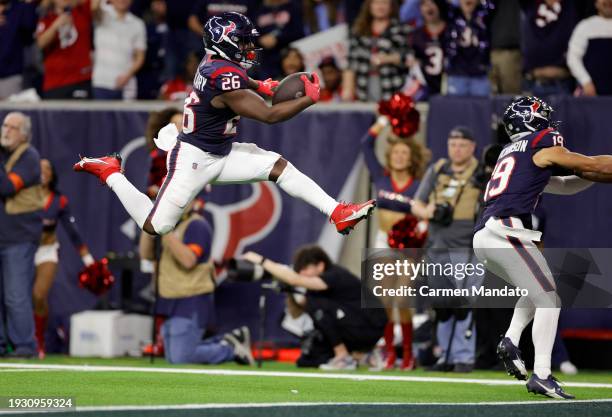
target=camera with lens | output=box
[226,258,271,282]
[226,258,301,294]
[431,201,454,226]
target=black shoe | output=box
[223,326,254,366]
[427,361,453,372]
[453,363,473,373]
[526,374,575,399]
[497,337,527,380]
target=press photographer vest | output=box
[431,157,481,221]
[158,214,215,299]
[3,143,44,215]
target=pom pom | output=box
[387,214,428,249]
[378,93,420,138]
[78,258,115,296]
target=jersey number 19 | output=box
[485,156,516,201]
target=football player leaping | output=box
[473,96,612,399]
[74,12,375,237]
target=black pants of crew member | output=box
[297,296,385,367]
[474,308,514,369]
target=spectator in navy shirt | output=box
[0,112,43,358]
[137,0,168,99]
[520,0,579,97]
[188,0,254,37]
[252,0,304,79]
[567,0,612,96]
[0,0,38,99]
[445,0,493,97]
[407,0,447,98]
[156,0,200,78]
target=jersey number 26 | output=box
[182,91,240,136]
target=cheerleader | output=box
[361,93,430,370]
[34,159,94,358]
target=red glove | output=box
[301,72,320,103]
[255,78,279,97]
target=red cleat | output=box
[73,153,122,183]
[330,200,376,235]
[385,351,397,370]
[400,356,415,371]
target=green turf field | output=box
[0,356,611,417]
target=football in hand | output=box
[272,72,314,105]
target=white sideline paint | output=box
[1,363,612,389]
[1,400,612,415]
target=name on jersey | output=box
[378,190,413,205]
[498,140,528,159]
[194,71,207,91]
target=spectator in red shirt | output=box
[36,0,100,99]
[318,56,342,102]
[159,51,200,101]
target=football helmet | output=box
[203,12,261,69]
[502,96,559,141]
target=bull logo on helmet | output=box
[506,98,550,131]
[509,101,538,124]
[208,17,237,45]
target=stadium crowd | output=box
[1,0,611,101]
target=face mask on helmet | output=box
[236,36,261,69]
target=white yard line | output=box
[1,400,612,415]
[1,363,612,389]
[0,369,51,373]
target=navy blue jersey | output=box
[445,1,492,77]
[361,132,420,212]
[408,25,446,95]
[177,55,249,156]
[475,128,565,231]
[42,192,85,249]
[520,0,578,72]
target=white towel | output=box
[153,123,179,151]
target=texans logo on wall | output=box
[206,182,282,263]
[6,108,369,343]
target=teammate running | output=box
[473,96,612,399]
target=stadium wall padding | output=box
[1,98,611,350]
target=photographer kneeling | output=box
[243,246,386,370]
[141,197,254,366]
